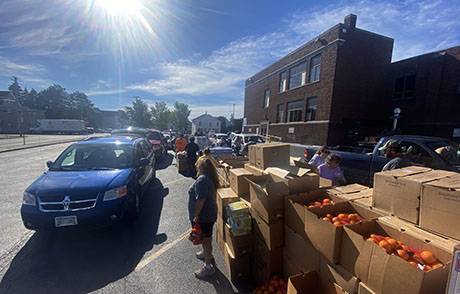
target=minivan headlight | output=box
[23,191,36,206]
[103,185,128,201]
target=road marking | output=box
[135,230,190,272]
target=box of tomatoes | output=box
[342,217,456,294]
[304,200,381,264]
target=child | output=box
[318,154,346,186]
[308,146,330,168]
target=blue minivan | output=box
[20,136,156,230]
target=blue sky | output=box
[0,0,459,118]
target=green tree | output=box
[36,84,71,118]
[125,97,152,128]
[150,101,171,130]
[171,101,191,133]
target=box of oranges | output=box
[342,217,456,293]
[304,201,381,264]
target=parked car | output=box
[20,136,156,230]
[231,133,265,155]
[302,135,460,186]
[111,127,166,158]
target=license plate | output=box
[55,216,78,227]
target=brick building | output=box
[383,46,460,141]
[243,14,460,145]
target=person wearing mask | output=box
[380,140,411,171]
[318,154,346,186]
[188,159,219,278]
[175,134,187,155]
[308,146,331,168]
[185,136,200,177]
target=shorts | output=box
[191,221,215,238]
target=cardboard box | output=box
[284,226,319,273]
[224,223,253,257]
[319,256,359,294]
[265,166,319,194]
[345,218,455,294]
[248,174,289,224]
[351,197,390,218]
[252,208,284,250]
[216,215,225,238]
[252,233,283,285]
[216,188,239,217]
[287,272,348,294]
[330,184,373,201]
[226,201,252,236]
[255,143,290,170]
[357,282,376,294]
[216,230,225,253]
[320,177,333,188]
[447,244,460,294]
[304,201,381,264]
[229,168,253,201]
[420,174,460,240]
[223,242,251,281]
[284,251,302,279]
[248,144,257,166]
[372,167,455,224]
[244,162,265,176]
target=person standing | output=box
[380,140,411,171]
[175,134,187,155]
[185,136,200,177]
[318,154,346,186]
[196,148,219,173]
[188,159,219,278]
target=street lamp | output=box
[392,107,401,131]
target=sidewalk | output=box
[0,134,106,153]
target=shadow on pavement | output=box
[201,267,253,294]
[155,152,174,171]
[0,178,167,294]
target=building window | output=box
[276,103,285,123]
[279,71,288,92]
[306,97,318,121]
[289,62,306,89]
[198,122,201,126]
[309,54,321,83]
[393,75,416,99]
[287,100,304,122]
[263,89,270,108]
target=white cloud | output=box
[129,0,460,99]
[0,56,50,87]
[189,103,243,120]
[86,89,127,96]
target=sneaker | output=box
[194,265,216,279]
[195,251,205,260]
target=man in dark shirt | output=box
[185,136,200,177]
[380,140,412,171]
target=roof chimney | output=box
[344,14,357,28]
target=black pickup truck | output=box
[301,135,460,186]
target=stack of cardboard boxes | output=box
[214,145,460,293]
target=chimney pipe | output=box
[344,14,357,28]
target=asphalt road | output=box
[0,143,250,293]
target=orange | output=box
[420,251,437,265]
[333,221,342,226]
[431,262,443,269]
[378,240,393,253]
[337,213,347,220]
[387,238,398,249]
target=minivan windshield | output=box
[50,144,134,171]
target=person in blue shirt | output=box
[188,158,219,279]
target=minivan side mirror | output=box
[139,158,150,166]
[46,161,54,168]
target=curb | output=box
[0,139,82,154]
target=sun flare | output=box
[95,0,143,16]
